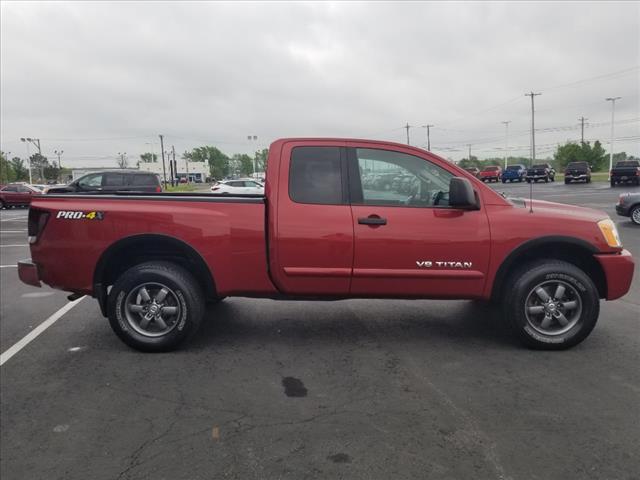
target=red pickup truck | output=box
[19,138,634,352]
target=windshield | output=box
[532,164,547,169]
[506,165,521,171]
[615,161,639,167]
[484,166,499,171]
[567,162,587,168]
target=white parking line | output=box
[0,244,28,248]
[0,217,28,222]
[0,265,17,268]
[0,296,85,367]
[0,230,27,233]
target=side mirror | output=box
[449,177,479,210]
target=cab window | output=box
[351,148,453,207]
[78,173,103,188]
[289,146,344,205]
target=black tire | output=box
[107,261,205,352]
[586,177,591,184]
[0,200,4,209]
[502,179,506,184]
[564,179,569,184]
[544,177,549,183]
[631,205,640,226]
[503,260,600,350]
[610,180,615,187]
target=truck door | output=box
[271,142,354,295]
[347,145,491,298]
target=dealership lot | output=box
[1,183,639,480]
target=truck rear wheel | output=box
[503,261,599,350]
[107,261,205,352]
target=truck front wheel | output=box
[504,261,599,350]
[107,261,205,352]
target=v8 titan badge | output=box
[56,210,104,220]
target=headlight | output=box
[597,219,622,248]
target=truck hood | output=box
[512,197,608,222]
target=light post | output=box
[19,138,36,184]
[605,97,621,180]
[501,121,511,169]
[54,149,64,183]
[247,135,258,177]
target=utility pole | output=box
[183,151,190,183]
[501,121,511,169]
[524,92,541,166]
[405,123,411,145]
[578,116,588,144]
[605,97,621,179]
[159,134,167,188]
[467,144,472,161]
[422,125,434,151]
[171,145,177,185]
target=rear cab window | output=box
[289,146,346,205]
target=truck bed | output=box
[29,193,276,296]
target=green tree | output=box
[184,146,230,179]
[10,157,28,181]
[139,152,158,163]
[231,154,255,176]
[254,148,269,173]
[553,141,607,172]
[0,151,15,183]
[29,153,52,182]
[44,160,61,182]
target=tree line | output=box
[138,147,269,179]
[0,152,68,184]
[457,140,635,171]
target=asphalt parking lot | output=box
[1,182,639,480]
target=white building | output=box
[138,159,209,183]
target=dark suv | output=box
[564,161,591,184]
[47,170,162,194]
[526,163,555,183]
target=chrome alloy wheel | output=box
[524,280,582,335]
[632,207,640,225]
[124,283,182,337]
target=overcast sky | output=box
[1,1,638,168]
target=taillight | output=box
[618,194,625,205]
[211,186,220,191]
[28,209,50,245]
[155,186,162,192]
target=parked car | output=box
[501,164,527,183]
[210,179,264,194]
[616,193,640,225]
[478,166,502,182]
[526,164,555,183]
[610,160,640,187]
[47,170,162,194]
[0,183,42,208]
[564,162,592,184]
[464,167,480,177]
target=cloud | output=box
[1,1,638,166]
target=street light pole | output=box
[54,149,64,183]
[20,138,35,184]
[247,135,258,177]
[605,97,621,179]
[501,121,511,169]
[159,134,167,187]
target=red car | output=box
[19,138,634,352]
[0,183,41,209]
[478,166,502,182]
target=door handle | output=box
[358,216,387,226]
